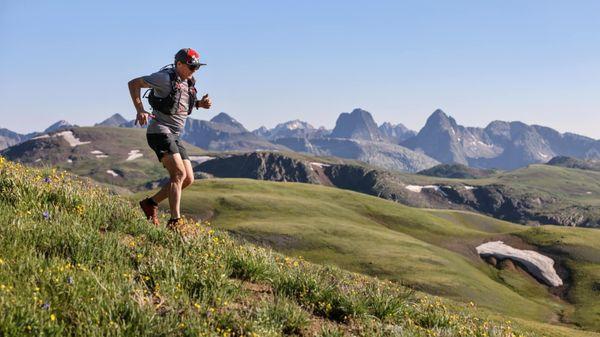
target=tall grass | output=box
[0,157,533,336]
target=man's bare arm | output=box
[128,77,152,126]
[128,77,151,113]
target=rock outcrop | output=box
[417,163,497,179]
[197,152,322,183]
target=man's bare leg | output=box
[151,158,194,203]
[181,159,194,190]
[150,153,186,219]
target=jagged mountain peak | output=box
[108,113,125,120]
[379,122,416,143]
[251,126,270,140]
[275,120,314,131]
[44,120,74,133]
[210,112,236,123]
[431,108,447,117]
[254,120,322,141]
[330,108,383,141]
[379,121,410,131]
[402,110,473,165]
[96,113,128,127]
[350,107,373,117]
[423,109,457,131]
[210,112,247,131]
[486,120,510,128]
[335,108,377,126]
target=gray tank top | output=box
[143,69,192,135]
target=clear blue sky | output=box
[1,0,599,138]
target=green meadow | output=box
[1,156,598,336]
[0,158,536,336]
[140,178,600,333]
[402,163,600,214]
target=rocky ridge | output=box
[401,109,600,170]
[195,151,600,228]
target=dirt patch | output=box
[241,281,272,294]
[304,315,349,337]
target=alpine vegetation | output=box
[0,156,557,336]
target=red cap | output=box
[175,48,206,67]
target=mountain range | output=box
[3,108,600,171]
[0,120,76,150]
[181,112,286,152]
[402,109,600,169]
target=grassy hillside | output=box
[401,164,600,208]
[193,151,600,228]
[138,178,600,333]
[492,164,600,206]
[373,163,600,227]
[1,127,205,191]
[443,164,600,226]
[1,157,579,336]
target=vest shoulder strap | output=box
[164,68,177,84]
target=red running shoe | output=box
[139,198,159,226]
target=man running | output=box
[128,48,211,228]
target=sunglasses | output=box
[186,64,201,71]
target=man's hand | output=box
[135,110,152,126]
[196,94,212,109]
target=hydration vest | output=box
[145,65,197,115]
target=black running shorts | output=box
[146,133,189,162]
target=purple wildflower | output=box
[43,177,51,183]
[43,211,50,220]
[41,302,50,310]
[66,276,74,285]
